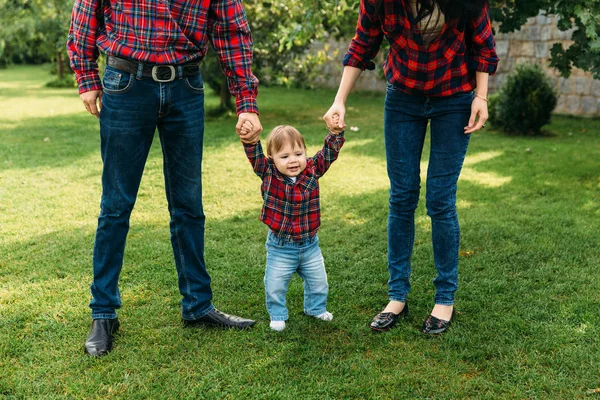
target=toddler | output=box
[240,121,345,331]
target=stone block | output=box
[590,79,600,95]
[525,27,540,41]
[573,77,590,95]
[540,26,552,41]
[559,78,572,95]
[581,96,598,115]
[535,42,548,58]
[555,95,566,113]
[566,95,581,114]
[495,40,509,57]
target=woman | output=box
[323,0,498,334]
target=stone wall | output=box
[316,12,600,116]
[492,13,599,116]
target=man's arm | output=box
[67,0,103,117]
[208,0,262,142]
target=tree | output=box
[0,0,72,79]
[203,0,359,112]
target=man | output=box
[67,0,262,357]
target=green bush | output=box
[490,63,558,135]
[45,75,76,88]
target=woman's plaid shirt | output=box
[67,0,258,114]
[344,0,499,96]
[243,133,345,243]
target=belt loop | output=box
[136,62,144,80]
[177,65,183,79]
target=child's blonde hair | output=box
[265,125,306,158]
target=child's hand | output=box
[240,121,259,144]
[329,114,342,135]
[240,121,253,136]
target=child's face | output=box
[271,142,307,178]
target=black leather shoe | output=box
[369,303,408,332]
[422,309,455,335]
[183,308,255,329]
[84,318,120,357]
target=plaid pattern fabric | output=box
[67,0,258,114]
[344,0,499,96]
[244,133,345,243]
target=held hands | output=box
[323,102,347,133]
[464,96,488,134]
[236,112,262,144]
[80,90,103,118]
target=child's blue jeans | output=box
[264,230,329,321]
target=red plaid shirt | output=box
[244,133,345,243]
[344,0,499,96]
[67,0,258,114]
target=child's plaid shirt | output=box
[243,132,345,243]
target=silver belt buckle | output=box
[151,65,176,83]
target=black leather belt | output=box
[107,55,200,82]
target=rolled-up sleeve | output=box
[66,0,102,94]
[467,2,499,75]
[342,0,383,71]
[208,0,259,115]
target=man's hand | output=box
[236,112,262,144]
[80,90,103,118]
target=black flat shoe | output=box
[422,309,455,335]
[183,308,256,329]
[84,318,120,357]
[369,303,408,332]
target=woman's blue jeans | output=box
[264,231,329,321]
[90,65,214,321]
[384,87,473,306]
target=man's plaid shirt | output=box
[344,0,499,96]
[243,133,345,243]
[67,0,258,114]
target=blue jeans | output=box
[384,86,473,306]
[264,231,329,321]
[91,64,214,320]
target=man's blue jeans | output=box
[91,65,214,320]
[264,231,329,321]
[384,86,473,306]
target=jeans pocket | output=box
[102,67,134,95]
[184,73,205,92]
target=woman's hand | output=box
[323,102,347,133]
[464,95,488,134]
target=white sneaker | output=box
[270,321,286,331]
[314,311,333,322]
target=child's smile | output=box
[272,143,307,178]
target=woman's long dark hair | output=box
[375,0,487,29]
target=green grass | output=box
[1,65,599,399]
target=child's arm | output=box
[312,116,345,178]
[241,121,271,178]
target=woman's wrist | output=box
[475,94,488,102]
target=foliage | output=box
[45,75,77,88]
[490,0,600,79]
[0,0,72,76]
[489,63,558,135]
[203,0,357,111]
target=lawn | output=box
[1,65,599,399]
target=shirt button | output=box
[158,25,163,31]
